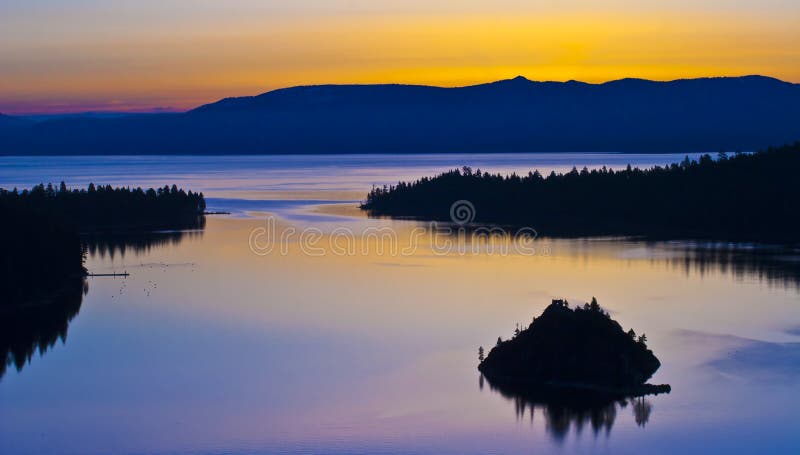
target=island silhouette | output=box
[479,298,670,395]
[1,75,799,154]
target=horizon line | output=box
[3,73,793,117]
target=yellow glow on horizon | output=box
[1,10,798,113]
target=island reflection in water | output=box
[1,227,203,380]
[481,374,664,442]
[1,214,799,454]
[413,225,800,288]
[83,216,205,259]
[0,277,87,379]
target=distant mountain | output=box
[1,75,799,155]
[0,113,30,130]
[21,111,173,122]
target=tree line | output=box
[0,182,206,231]
[0,183,206,309]
[362,143,800,242]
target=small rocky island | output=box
[479,298,670,395]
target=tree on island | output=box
[479,298,669,392]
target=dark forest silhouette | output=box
[363,143,800,243]
[0,182,206,232]
[0,202,86,305]
[0,183,205,305]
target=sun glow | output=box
[1,4,798,113]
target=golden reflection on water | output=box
[176,216,799,345]
[2,214,799,454]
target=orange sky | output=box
[1,1,798,114]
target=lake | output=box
[1,153,799,454]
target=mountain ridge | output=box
[1,75,798,155]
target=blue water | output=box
[0,152,701,195]
[1,153,798,455]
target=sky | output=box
[1,0,799,114]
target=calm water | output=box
[1,154,799,455]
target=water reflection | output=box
[656,243,800,290]
[0,215,797,454]
[1,220,204,380]
[632,396,652,427]
[83,218,205,259]
[482,375,665,442]
[424,224,800,289]
[0,278,87,379]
